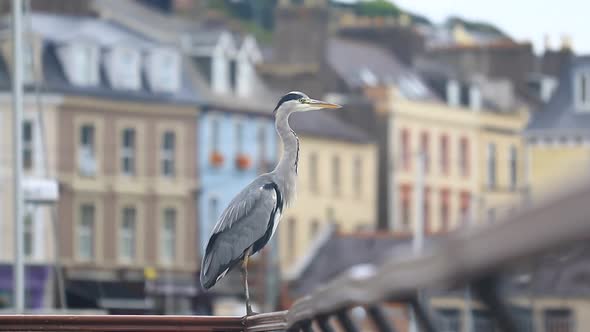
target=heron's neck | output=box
[274,111,299,205]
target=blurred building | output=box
[526,55,590,201]
[0,13,200,314]
[90,1,284,313]
[278,110,377,274]
[368,81,528,232]
[0,82,59,309]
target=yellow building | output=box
[526,56,590,201]
[279,110,377,271]
[374,84,528,233]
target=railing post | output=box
[409,296,439,332]
[300,320,314,332]
[335,309,359,332]
[367,305,396,332]
[316,315,335,332]
[472,276,519,332]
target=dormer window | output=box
[59,43,99,87]
[236,36,262,97]
[575,70,590,111]
[212,48,230,94]
[106,47,141,91]
[146,49,180,93]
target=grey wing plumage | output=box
[200,179,282,289]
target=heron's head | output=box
[273,91,341,116]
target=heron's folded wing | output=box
[211,181,277,234]
[201,181,279,288]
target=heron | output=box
[200,91,341,315]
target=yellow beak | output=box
[308,99,342,109]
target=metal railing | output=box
[2,178,590,331]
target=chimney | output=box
[469,85,482,111]
[446,80,460,107]
[544,34,551,51]
[273,0,329,66]
[561,34,573,51]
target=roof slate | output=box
[0,14,200,105]
[527,56,590,132]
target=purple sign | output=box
[0,264,51,309]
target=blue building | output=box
[198,110,278,251]
[182,29,279,252]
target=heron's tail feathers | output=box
[200,233,236,289]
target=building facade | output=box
[381,89,528,232]
[0,14,200,313]
[0,96,62,309]
[526,56,590,201]
[280,111,377,273]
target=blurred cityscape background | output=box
[0,0,587,330]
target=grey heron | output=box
[200,91,341,315]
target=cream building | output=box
[372,83,528,233]
[526,56,590,202]
[279,110,377,271]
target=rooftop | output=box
[527,56,590,132]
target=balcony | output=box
[2,178,590,331]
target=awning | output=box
[66,280,154,311]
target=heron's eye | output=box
[299,98,306,103]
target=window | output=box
[309,153,318,193]
[257,123,267,171]
[112,48,141,90]
[161,131,176,177]
[78,204,95,261]
[70,44,99,86]
[23,213,34,259]
[487,143,496,189]
[401,129,410,170]
[310,219,319,240]
[208,197,219,233]
[437,309,460,332]
[575,71,590,110]
[400,185,411,230]
[235,120,244,154]
[332,156,341,196]
[161,208,177,264]
[121,128,136,176]
[423,188,430,232]
[79,124,96,176]
[459,137,469,177]
[420,132,430,173]
[440,189,450,232]
[288,218,296,262]
[353,157,362,198]
[544,309,573,332]
[440,135,449,175]
[120,207,136,262]
[23,43,34,84]
[473,310,496,332]
[210,116,220,152]
[212,51,229,94]
[23,121,33,170]
[509,145,518,191]
[147,50,180,93]
[237,58,255,97]
[460,191,471,225]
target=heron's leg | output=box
[241,247,254,316]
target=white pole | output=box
[12,0,25,313]
[409,152,426,332]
